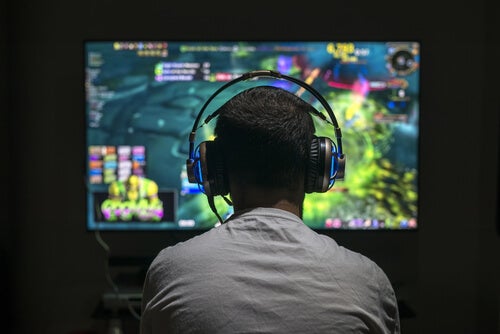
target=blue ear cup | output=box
[189,141,229,197]
[306,136,341,193]
[190,145,204,189]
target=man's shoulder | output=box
[321,240,389,279]
[152,228,222,262]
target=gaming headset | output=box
[186,70,346,201]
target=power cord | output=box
[94,229,142,322]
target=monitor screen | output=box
[85,40,420,231]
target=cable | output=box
[127,300,141,321]
[94,230,119,293]
[94,229,142,322]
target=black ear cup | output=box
[306,136,336,193]
[197,141,228,197]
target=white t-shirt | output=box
[141,207,400,334]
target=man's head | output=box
[213,86,316,209]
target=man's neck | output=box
[230,185,304,218]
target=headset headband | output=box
[187,70,343,163]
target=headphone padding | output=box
[306,137,335,193]
[202,141,228,197]
[305,137,321,194]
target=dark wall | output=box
[479,1,500,330]
[2,0,13,331]
[6,1,499,333]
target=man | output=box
[140,85,400,333]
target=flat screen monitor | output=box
[85,40,420,231]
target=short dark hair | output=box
[214,86,316,190]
